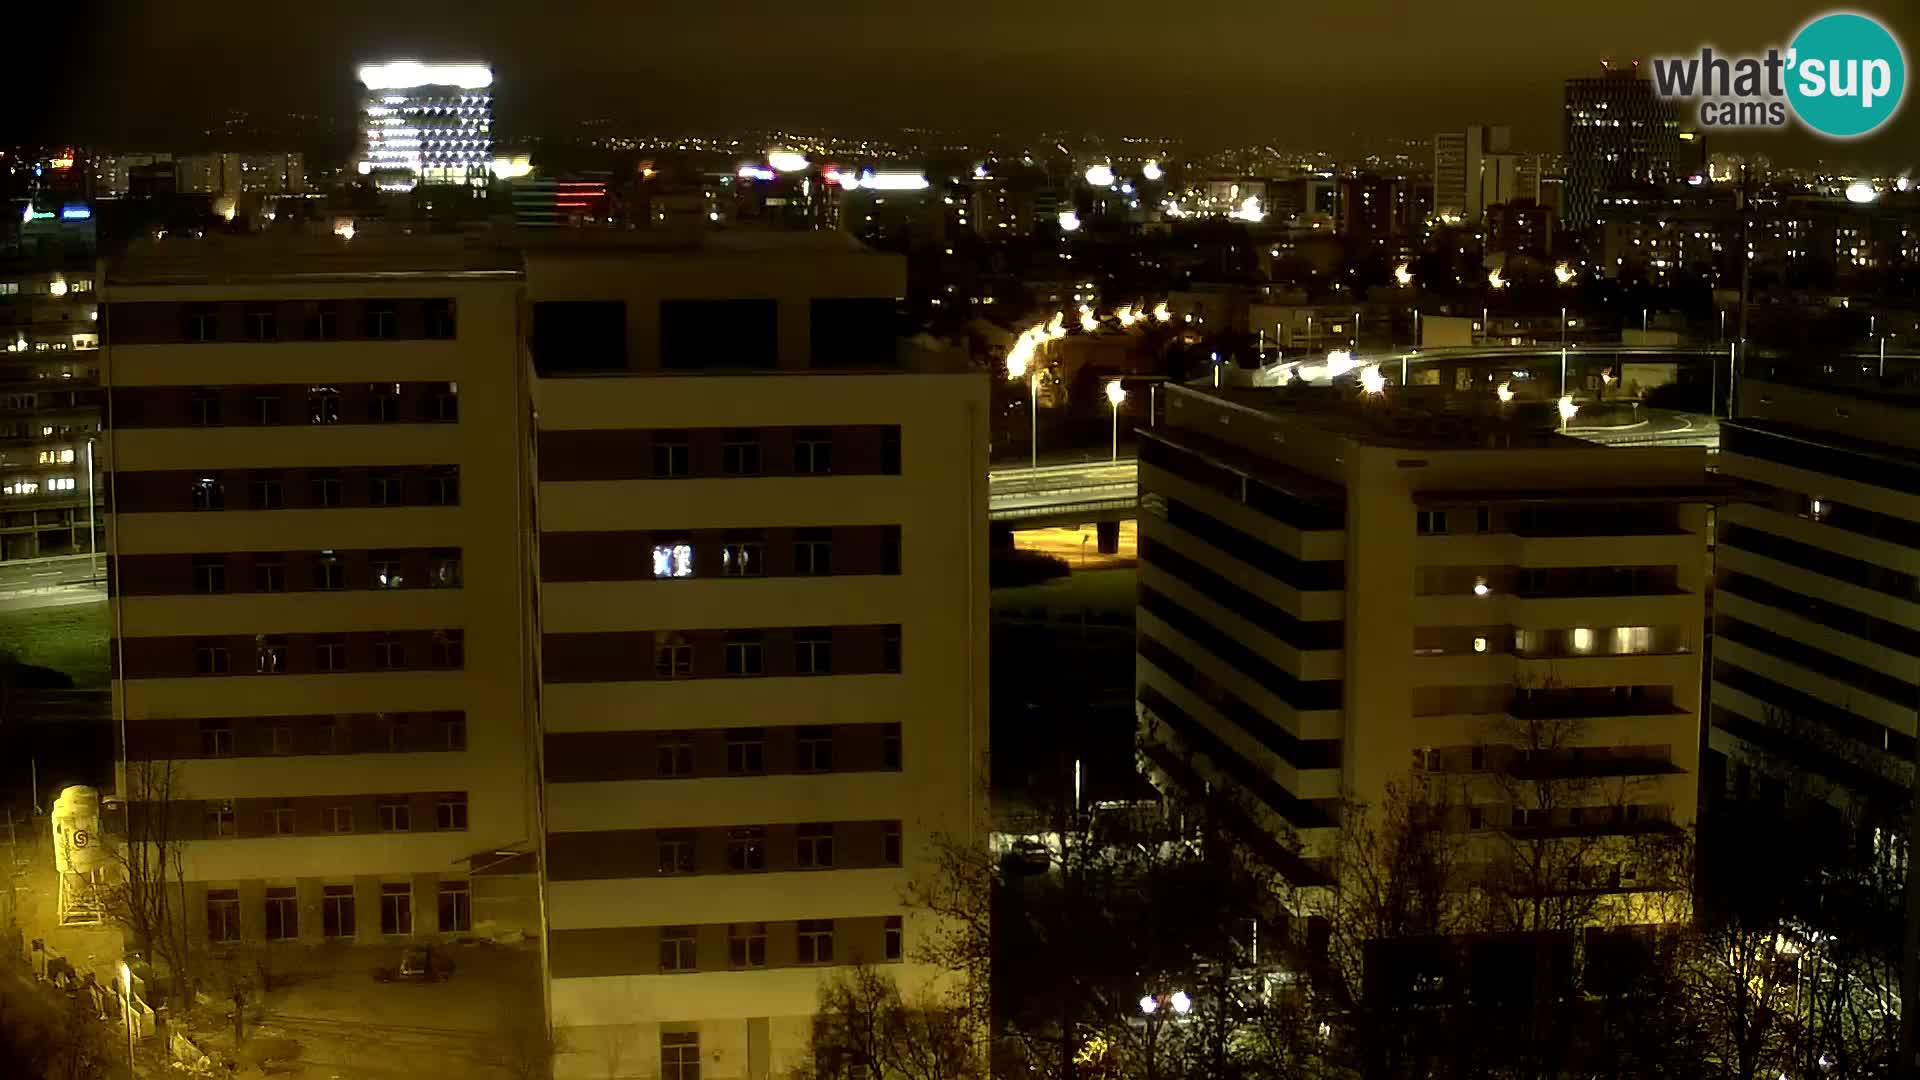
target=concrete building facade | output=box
[0,250,102,561]
[1136,384,1716,910]
[525,234,989,1080]
[102,240,540,950]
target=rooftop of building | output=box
[104,227,886,286]
[1182,382,1585,452]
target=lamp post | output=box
[1106,380,1127,462]
[86,437,97,580]
[119,961,135,1080]
[1139,990,1193,1080]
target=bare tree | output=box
[801,964,986,1080]
[100,755,198,1006]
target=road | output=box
[989,460,1138,523]
[0,554,105,612]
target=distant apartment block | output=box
[0,249,101,561]
[1136,385,1720,910]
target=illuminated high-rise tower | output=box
[358,61,494,192]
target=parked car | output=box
[373,946,455,983]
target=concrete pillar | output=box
[411,872,439,938]
[238,879,267,945]
[296,878,325,945]
[1096,520,1120,555]
[989,523,1015,551]
[353,876,381,945]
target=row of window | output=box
[1717,569,1920,659]
[541,625,903,684]
[1138,430,1346,532]
[537,425,902,482]
[1137,632,1342,772]
[1717,614,1918,712]
[1139,532,1343,650]
[201,793,467,840]
[545,724,900,783]
[1139,585,1343,712]
[117,299,458,345]
[125,630,466,678]
[1158,497,1346,593]
[121,549,462,596]
[647,529,897,579]
[1136,685,1339,830]
[655,822,902,876]
[653,916,901,973]
[1722,521,1920,604]
[530,297,898,374]
[208,880,470,944]
[1713,660,1917,763]
[1724,422,1920,500]
[168,468,461,512]
[177,713,466,758]
[1415,503,1681,538]
[136,382,460,427]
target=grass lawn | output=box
[0,599,109,688]
[992,567,1138,620]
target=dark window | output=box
[183,308,218,343]
[794,529,833,575]
[309,472,343,507]
[725,632,763,676]
[440,714,466,750]
[192,556,226,594]
[322,885,354,937]
[368,385,401,423]
[797,822,834,868]
[370,473,404,506]
[654,633,692,678]
[315,634,347,672]
[431,630,464,668]
[660,926,697,972]
[429,383,459,422]
[379,882,411,934]
[657,732,694,777]
[308,386,341,425]
[722,431,761,475]
[207,889,241,942]
[424,299,456,339]
[428,468,460,506]
[809,298,897,368]
[191,477,223,511]
[652,434,690,478]
[265,725,293,755]
[729,923,768,968]
[885,915,903,960]
[251,475,282,509]
[661,299,776,370]
[884,821,902,865]
[191,390,223,426]
[662,1033,700,1080]
[313,552,344,590]
[199,719,233,756]
[794,430,834,474]
[796,726,834,772]
[726,827,766,872]
[881,526,901,574]
[305,304,339,341]
[884,626,902,674]
[437,881,471,932]
[252,394,282,425]
[372,633,404,669]
[246,307,277,341]
[882,724,902,769]
[797,919,835,964]
[1417,510,1448,536]
[428,550,462,588]
[658,830,696,874]
[194,642,230,675]
[365,305,398,340]
[726,729,765,774]
[206,802,236,838]
[378,799,411,833]
[265,888,297,940]
[881,426,902,475]
[326,805,353,833]
[1476,506,1493,533]
[436,795,468,830]
[532,301,627,375]
[794,628,834,675]
[255,634,288,674]
[722,537,764,577]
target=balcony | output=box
[1501,752,1686,781]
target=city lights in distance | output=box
[767,150,809,173]
[840,171,929,191]
[1845,181,1878,204]
[1393,263,1413,286]
[737,166,777,182]
[1085,164,1115,188]
[1058,210,1082,232]
[1488,268,1507,290]
[358,62,493,90]
[490,156,532,180]
[1897,176,1912,193]
[1228,196,1265,223]
[1080,306,1099,333]
[1152,301,1171,323]
[1553,263,1576,285]
[1141,160,1163,181]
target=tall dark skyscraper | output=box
[1562,65,1684,233]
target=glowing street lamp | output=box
[1079,305,1099,334]
[1151,301,1171,323]
[1393,263,1414,287]
[1140,995,1160,1015]
[1359,365,1386,395]
[1496,381,1515,404]
[1845,181,1879,204]
[1006,323,1050,470]
[1558,395,1580,430]
[1107,379,1127,461]
[1141,160,1164,181]
[1085,164,1116,188]
[1058,210,1082,232]
[1554,262,1577,285]
[1169,991,1193,1015]
[1488,268,1507,290]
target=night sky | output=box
[26,0,1920,164]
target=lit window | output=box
[652,543,693,579]
[1614,626,1651,654]
[1472,636,1488,654]
[1571,628,1594,654]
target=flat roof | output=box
[1182,383,1584,452]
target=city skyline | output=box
[21,0,1913,167]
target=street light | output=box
[119,961,135,1080]
[85,437,97,580]
[1106,379,1127,462]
